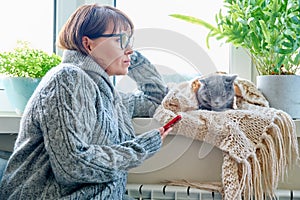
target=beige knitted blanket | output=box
[153,75,299,200]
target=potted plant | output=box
[170,0,300,118]
[0,41,61,114]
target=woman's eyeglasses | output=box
[95,33,134,50]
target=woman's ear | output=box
[82,36,92,53]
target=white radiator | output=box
[126,184,300,200]
[126,184,222,200]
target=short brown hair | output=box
[57,4,134,55]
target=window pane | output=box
[0,0,53,53]
[116,0,229,78]
[0,0,53,111]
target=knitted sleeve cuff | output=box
[133,130,162,157]
[128,51,147,70]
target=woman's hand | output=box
[158,127,173,141]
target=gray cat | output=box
[196,74,237,111]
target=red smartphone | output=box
[163,115,182,131]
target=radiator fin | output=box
[126,184,300,200]
[126,184,222,200]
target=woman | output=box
[0,4,171,199]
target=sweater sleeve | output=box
[38,66,162,185]
[120,51,168,118]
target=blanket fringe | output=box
[251,154,263,200]
[239,110,299,200]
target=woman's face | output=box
[83,23,133,76]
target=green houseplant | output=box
[0,41,61,114]
[170,0,300,118]
[170,0,300,75]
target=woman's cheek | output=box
[90,40,123,70]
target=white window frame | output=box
[230,46,256,82]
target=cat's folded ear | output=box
[232,74,238,80]
[224,74,238,82]
[228,74,241,97]
[231,74,238,79]
[226,74,240,96]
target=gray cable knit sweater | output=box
[0,50,167,199]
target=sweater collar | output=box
[61,50,110,80]
[61,50,120,104]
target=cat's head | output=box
[196,74,237,111]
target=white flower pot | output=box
[256,75,300,119]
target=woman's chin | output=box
[115,69,129,76]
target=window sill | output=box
[0,111,21,134]
[1,112,299,136]
[0,111,299,152]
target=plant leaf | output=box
[169,14,217,31]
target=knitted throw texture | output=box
[153,74,299,200]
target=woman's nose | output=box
[125,47,133,55]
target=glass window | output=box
[117,0,230,74]
[0,0,53,53]
[0,0,114,112]
[114,0,240,91]
[0,0,53,112]
[0,0,251,112]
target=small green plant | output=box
[170,0,300,75]
[0,41,61,78]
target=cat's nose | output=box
[213,100,221,106]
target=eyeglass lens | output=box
[121,34,133,49]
